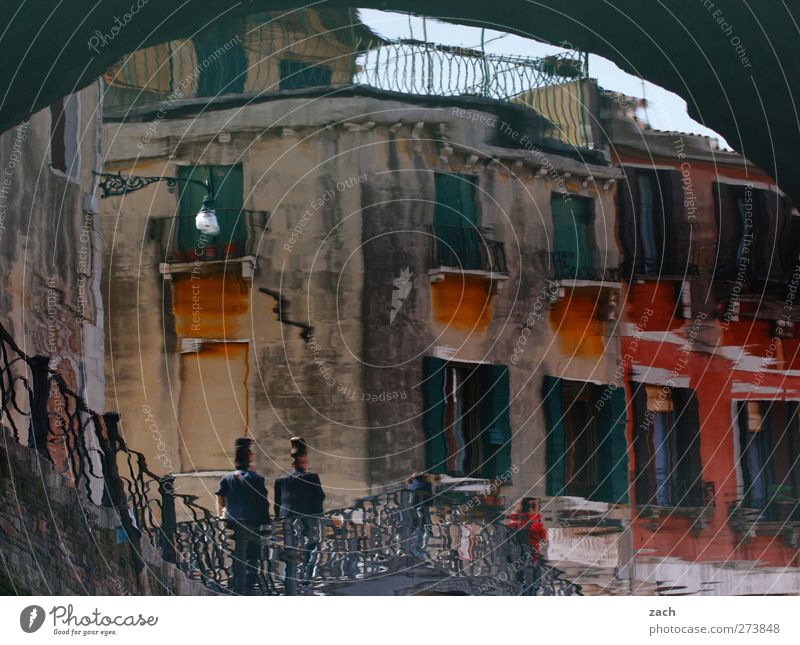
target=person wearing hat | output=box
[274,437,325,593]
[215,437,270,594]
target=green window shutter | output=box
[434,173,476,228]
[422,356,448,473]
[177,165,244,256]
[551,195,594,278]
[433,173,479,269]
[542,375,566,496]
[597,387,629,504]
[480,365,512,480]
[193,28,247,97]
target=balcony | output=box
[153,209,268,279]
[728,499,800,535]
[625,258,699,281]
[429,224,508,281]
[540,251,620,285]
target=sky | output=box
[361,10,731,150]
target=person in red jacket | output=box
[507,497,547,556]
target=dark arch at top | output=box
[2,1,798,201]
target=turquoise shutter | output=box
[542,375,566,496]
[480,365,512,479]
[551,195,594,278]
[434,174,479,269]
[597,387,629,504]
[177,165,244,256]
[422,357,448,473]
[434,173,476,228]
[194,28,246,97]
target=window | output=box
[550,195,595,279]
[631,383,703,508]
[542,376,628,503]
[713,183,794,284]
[279,59,333,90]
[618,167,691,278]
[49,94,80,180]
[433,173,484,270]
[193,28,247,97]
[735,401,800,521]
[421,357,512,479]
[175,165,245,260]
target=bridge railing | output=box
[1,320,579,595]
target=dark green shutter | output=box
[480,365,512,479]
[279,60,333,90]
[434,174,479,269]
[194,28,246,97]
[673,388,703,506]
[618,168,641,278]
[597,387,629,504]
[422,357,448,473]
[542,375,566,496]
[551,195,594,278]
[178,165,244,255]
[659,169,691,272]
[434,173,476,228]
[713,182,740,280]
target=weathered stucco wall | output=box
[100,93,621,509]
[0,82,105,411]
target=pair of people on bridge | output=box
[215,436,324,594]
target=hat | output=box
[234,437,253,469]
[289,436,307,459]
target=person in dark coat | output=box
[215,437,270,594]
[274,437,325,519]
[274,437,325,594]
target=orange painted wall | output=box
[430,274,493,332]
[549,286,607,357]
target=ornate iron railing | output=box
[431,224,508,274]
[624,257,700,280]
[169,490,581,596]
[150,209,269,263]
[540,251,621,283]
[0,319,578,595]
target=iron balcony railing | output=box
[151,209,269,263]
[540,251,620,282]
[624,257,700,280]
[431,224,508,274]
[0,319,578,596]
[728,498,800,529]
[103,32,590,147]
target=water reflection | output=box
[93,7,800,596]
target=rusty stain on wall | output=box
[172,271,250,340]
[549,287,606,357]
[430,274,493,332]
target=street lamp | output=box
[93,170,220,236]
